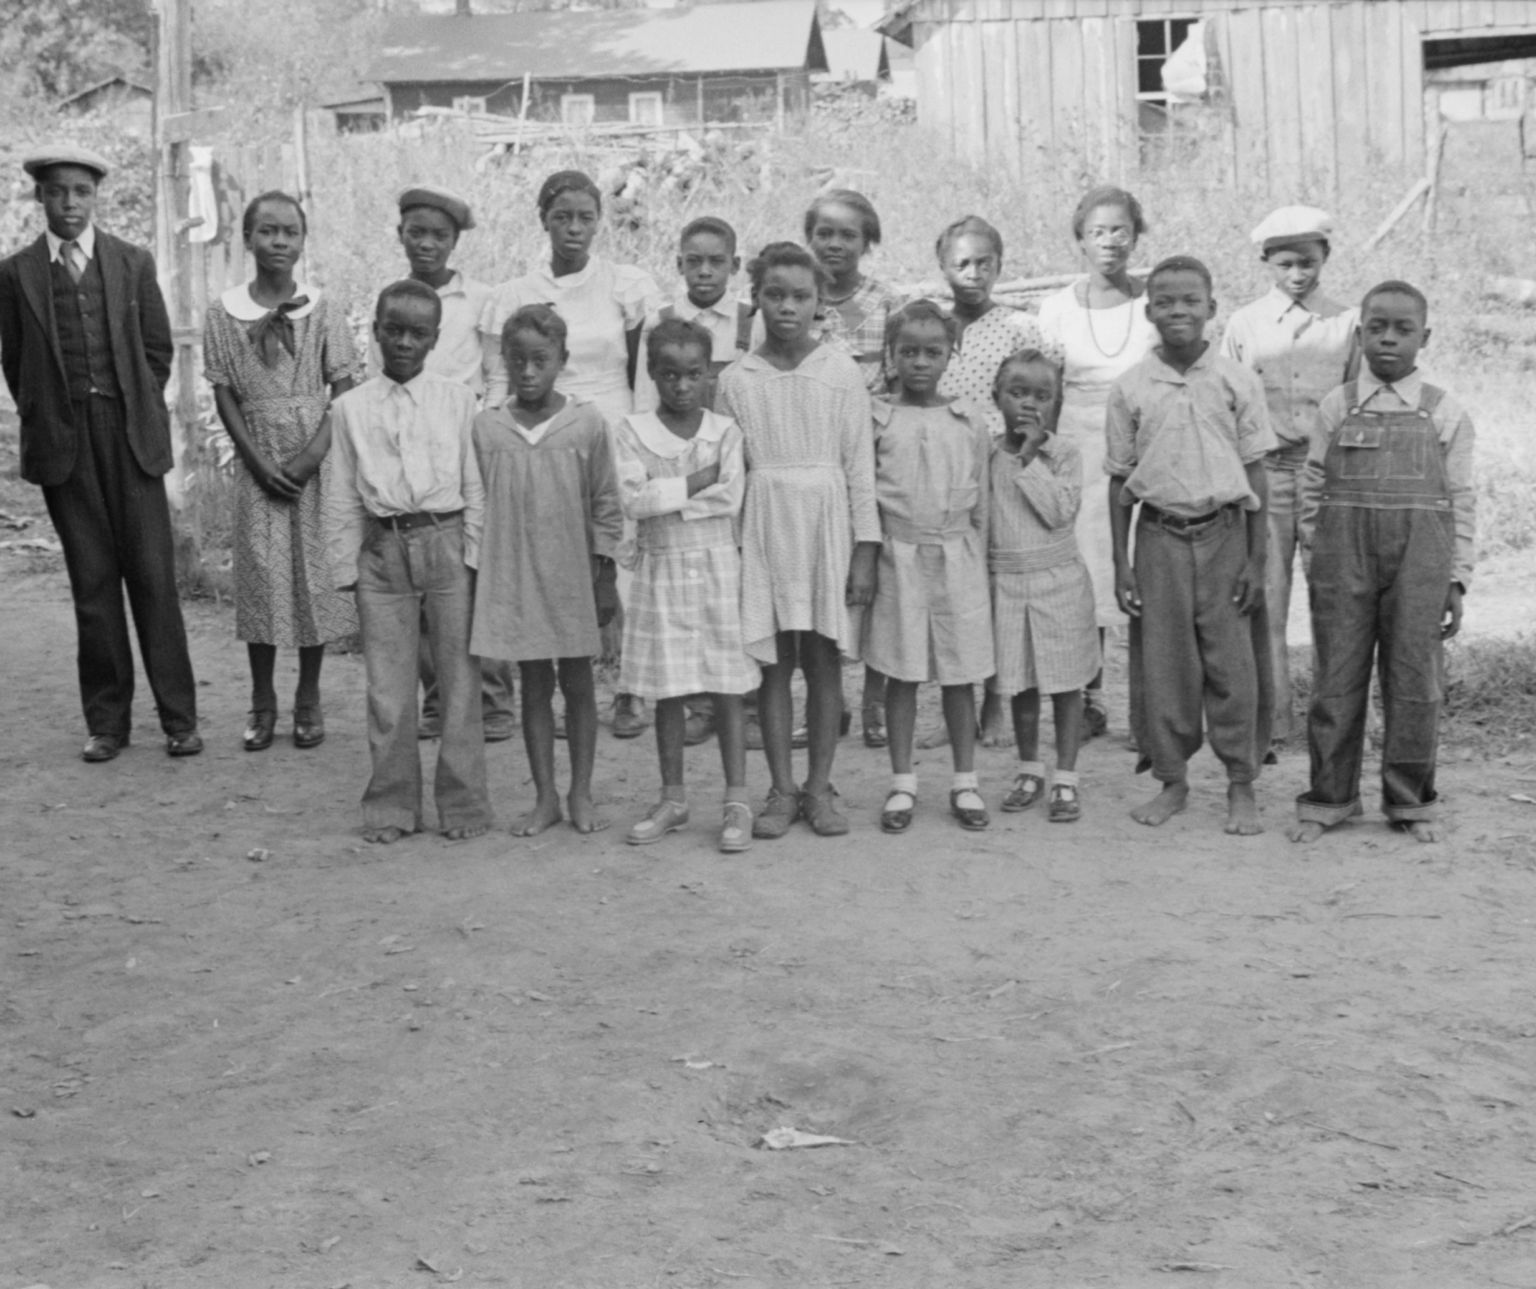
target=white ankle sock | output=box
[952,771,979,792]
[1053,769,1080,788]
[1017,760,1046,779]
[891,773,917,797]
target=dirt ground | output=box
[4,491,1536,1289]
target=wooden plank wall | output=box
[908,0,1468,198]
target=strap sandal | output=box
[243,709,277,752]
[862,703,888,749]
[626,799,689,846]
[950,787,990,831]
[719,802,753,854]
[801,784,850,837]
[293,704,325,749]
[881,788,915,834]
[752,787,801,840]
[1048,782,1082,824]
[1001,772,1045,812]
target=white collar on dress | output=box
[625,409,727,458]
[220,280,320,322]
[533,255,601,292]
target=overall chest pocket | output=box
[1335,420,1384,479]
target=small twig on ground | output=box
[1434,1169,1487,1189]
[1078,1042,1136,1060]
[1499,1214,1536,1236]
[1300,1121,1399,1150]
[932,1034,1004,1043]
[814,1235,873,1247]
[1175,1101,1196,1125]
[1342,912,1442,920]
[1154,1261,1233,1273]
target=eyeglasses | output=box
[1082,228,1135,246]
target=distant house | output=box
[57,75,153,137]
[367,0,828,127]
[321,85,388,134]
[879,0,1536,196]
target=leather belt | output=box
[1141,503,1231,531]
[375,509,462,531]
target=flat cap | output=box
[398,184,474,231]
[23,143,112,181]
[1251,205,1333,251]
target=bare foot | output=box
[1224,782,1264,835]
[510,796,563,837]
[1404,820,1442,843]
[363,825,411,845]
[916,723,950,750]
[568,790,610,835]
[1285,820,1327,844]
[443,823,489,841]
[1131,781,1189,826]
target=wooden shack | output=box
[56,75,154,138]
[878,0,1536,194]
[369,0,827,128]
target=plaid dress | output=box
[987,436,1101,697]
[615,410,759,700]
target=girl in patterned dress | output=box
[988,350,1101,823]
[203,191,359,752]
[805,190,904,750]
[865,301,994,835]
[717,244,880,841]
[615,318,758,854]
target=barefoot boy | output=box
[326,280,493,844]
[1288,281,1474,846]
[1220,206,1358,753]
[1106,256,1276,835]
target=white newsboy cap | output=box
[22,144,113,181]
[1250,205,1334,251]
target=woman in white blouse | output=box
[481,170,663,737]
[1036,186,1158,741]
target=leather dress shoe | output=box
[293,705,325,749]
[82,732,128,763]
[167,729,204,757]
[244,711,276,752]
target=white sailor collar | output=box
[220,280,321,321]
[626,408,729,458]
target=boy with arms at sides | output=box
[1107,256,1276,835]
[326,280,493,845]
[373,186,516,745]
[1289,281,1474,846]
[633,215,753,749]
[1221,206,1358,757]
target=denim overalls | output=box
[1298,381,1454,826]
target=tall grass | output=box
[296,116,1536,560]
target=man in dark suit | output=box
[0,144,202,761]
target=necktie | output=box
[63,241,84,285]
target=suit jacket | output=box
[0,229,175,487]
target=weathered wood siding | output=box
[903,0,1536,194]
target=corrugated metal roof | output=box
[369,0,825,84]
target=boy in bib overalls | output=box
[1290,281,1476,845]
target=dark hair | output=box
[935,214,1003,266]
[1361,278,1429,321]
[501,302,568,351]
[993,348,1066,426]
[536,170,603,220]
[885,298,959,353]
[1070,185,1147,242]
[1147,254,1214,295]
[243,190,307,238]
[646,315,713,371]
[803,188,882,247]
[375,278,442,324]
[746,241,828,296]
[680,215,738,255]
